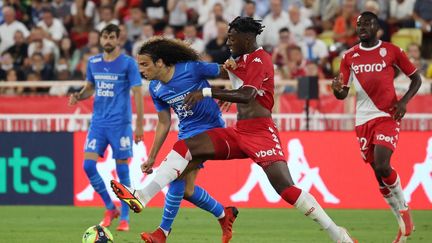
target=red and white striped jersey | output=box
[340,41,417,125]
[227,48,275,112]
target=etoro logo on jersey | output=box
[351,60,387,74]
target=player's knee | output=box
[374,163,392,177]
[83,159,97,176]
[184,185,195,198]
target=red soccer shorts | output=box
[206,117,286,168]
[355,116,400,163]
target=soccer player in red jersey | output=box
[332,11,422,243]
[112,17,355,242]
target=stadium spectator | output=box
[283,45,308,80]
[25,52,55,81]
[253,0,270,18]
[198,0,224,27]
[413,0,432,58]
[259,0,289,51]
[95,5,120,32]
[316,0,340,30]
[27,26,59,64]
[23,71,43,95]
[162,25,176,39]
[132,23,155,56]
[168,0,188,31]
[406,43,429,75]
[4,30,28,67]
[1,69,23,95]
[202,3,228,44]
[205,19,230,64]
[333,0,359,48]
[51,0,73,30]
[49,57,72,96]
[364,0,390,41]
[299,26,329,68]
[286,4,312,42]
[0,52,16,80]
[140,0,168,32]
[356,0,389,19]
[242,0,261,19]
[37,8,68,43]
[388,0,415,28]
[221,0,244,22]
[0,6,30,54]
[183,24,205,54]
[30,0,51,26]
[272,28,296,68]
[80,30,101,58]
[59,37,80,73]
[71,0,97,32]
[124,6,146,42]
[118,24,133,55]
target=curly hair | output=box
[138,37,199,66]
[228,16,264,36]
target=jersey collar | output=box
[359,40,382,51]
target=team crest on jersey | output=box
[379,48,387,57]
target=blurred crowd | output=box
[0,0,432,96]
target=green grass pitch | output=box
[0,206,431,243]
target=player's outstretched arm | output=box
[132,86,144,143]
[390,71,422,121]
[142,109,171,174]
[68,81,95,105]
[183,86,257,109]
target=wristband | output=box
[202,87,212,97]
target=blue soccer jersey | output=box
[86,54,142,127]
[149,61,225,139]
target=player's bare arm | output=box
[68,81,95,105]
[390,71,422,121]
[141,109,171,174]
[183,86,257,109]
[331,73,349,100]
[132,86,144,143]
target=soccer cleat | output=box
[99,208,120,227]
[218,206,239,243]
[336,227,358,243]
[141,227,168,243]
[110,180,144,213]
[398,208,414,236]
[116,220,129,231]
[393,229,408,243]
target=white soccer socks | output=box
[293,190,354,242]
[136,141,191,206]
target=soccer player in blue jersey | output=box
[132,37,237,243]
[69,24,144,231]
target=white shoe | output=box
[336,227,356,243]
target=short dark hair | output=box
[138,37,199,65]
[279,27,289,34]
[245,0,256,6]
[100,24,120,38]
[228,16,264,36]
[359,11,379,22]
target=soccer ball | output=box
[82,225,114,243]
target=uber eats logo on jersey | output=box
[0,147,57,194]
